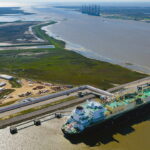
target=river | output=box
[0,4,150,150]
[0,6,150,73]
[0,116,149,150]
[40,7,150,74]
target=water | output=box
[41,7,150,74]
[0,117,150,150]
[0,4,150,149]
[0,5,150,73]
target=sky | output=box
[0,0,150,7]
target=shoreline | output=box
[0,21,48,47]
[1,76,150,128]
[0,20,148,108]
[42,21,150,75]
[0,9,149,75]
[0,20,147,90]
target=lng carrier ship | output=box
[62,83,150,135]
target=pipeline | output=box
[0,85,113,113]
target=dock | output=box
[0,94,95,129]
[0,77,149,133]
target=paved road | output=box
[0,94,95,128]
[0,90,89,118]
[0,77,149,128]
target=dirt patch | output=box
[0,78,67,105]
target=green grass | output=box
[102,15,150,22]
[0,48,147,90]
[0,89,15,100]
[0,100,18,107]
[9,78,22,88]
[0,21,147,90]
[32,21,65,48]
[0,21,39,43]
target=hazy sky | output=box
[0,0,150,7]
[8,0,150,1]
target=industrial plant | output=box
[81,5,101,16]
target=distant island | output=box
[55,5,150,23]
[0,7,34,15]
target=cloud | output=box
[0,0,149,7]
[0,1,27,7]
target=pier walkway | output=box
[0,94,95,128]
[107,77,150,93]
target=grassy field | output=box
[9,78,22,88]
[0,22,40,43]
[0,89,15,100]
[0,21,148,120]
[0,48,147,89]
[0,21,147,90]
[32,21,66,48]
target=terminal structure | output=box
[81,5,101,16]
[62,82,150,135]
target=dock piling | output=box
[34,119,41,126]
[10,126,18,134]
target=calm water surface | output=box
[0,118,149,150]
[0,5,150,150]
[41,7,150,74]
[0,6,150,73]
